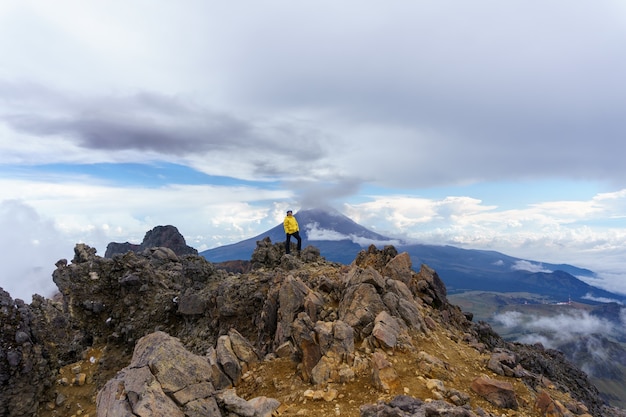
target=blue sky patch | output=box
[0,162,277,188]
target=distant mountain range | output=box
[200,207,626,304]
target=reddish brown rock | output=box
[470,376,518,410]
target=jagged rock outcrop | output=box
[103,242,141,258]
[104,225,198,258]
[2,232,626,417]
[52,244,221,350]
[0,289,49,417]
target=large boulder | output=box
[96,331,279,417]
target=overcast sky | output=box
[2,1,626,300]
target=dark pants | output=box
[285,231,302,254]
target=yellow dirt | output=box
[237,327,543,417]
[40,347,104,417]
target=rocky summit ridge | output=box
[1,227,625,417]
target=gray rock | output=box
[97,331,279,417]
[304,290,325,322]
[6,350,21,367]
[14,331,30,344]
[97,332,219,416]
[383,252,414,286]
[276,275,310,341]
[184,397,222,417]
[248,395,281,417]
[216,335,242,385]
[119,272,142,286]
[414,264,449,309]
[105,225,197,258]
[360,396,477,417]
[332,320,355,359]
[214,389,280,417]
[100,365,185,417]
[228,328,260,364]
[250,236,283,269]
[314,321,335,354]
[339,283,386,336]
[130,332,213,394]
[171,381,215,405]
[388,394,424,413]
[416,351,451,381]
[177,292,206,315]
[274,341,295,358]
[372,310,403,349]
[386,278,414,302]
[487,351,518,376]
[346,266,386,290]
[206,347,233,390]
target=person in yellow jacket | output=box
[283,210,302,255]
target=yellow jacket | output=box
[283,215,299,234]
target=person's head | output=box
[286,210,293,216]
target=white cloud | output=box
[0,176,291,256]
[517,334,553,348]
[0,200,66,300]
[304,222,401,247]
[581,293,623,304]
[492,311,523,328]
[351,236,402,248]
[304,223,349,242]
[529,312,614,338]
[494,309,619,349]
[578,271,626,298]
[511,261,553,274]
[494,308,626,378]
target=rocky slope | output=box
[1,231,626,417]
